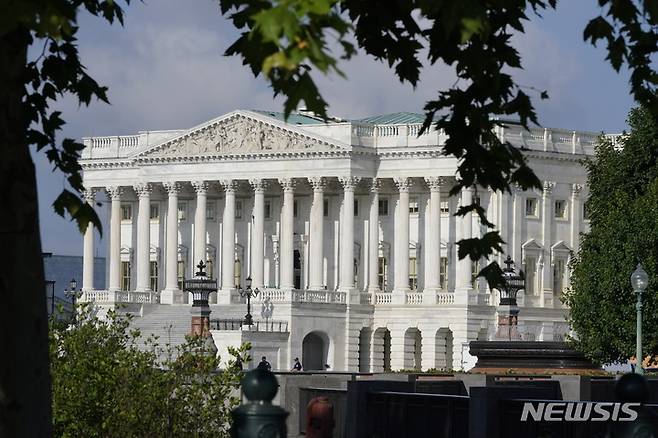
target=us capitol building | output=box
[78,109,615,371]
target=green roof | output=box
[252,110,326,125]
[356,112,426,125]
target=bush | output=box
[50,306,249,437]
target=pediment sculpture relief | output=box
[145,117,336,157]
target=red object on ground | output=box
[306,396,334,438]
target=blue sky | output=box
[35,1,635,256]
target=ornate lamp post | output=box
[183,260,218,356]
[631,264,649,375]
[238,276,260,326]
[64,278,80,323]
[494,256,526,340]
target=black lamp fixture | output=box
[184,260,218,307]
[498,256,525,306]
[238,276,260,326]
[65,278,79,323]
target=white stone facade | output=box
[79,109,617,371]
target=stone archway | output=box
[358,327,372,372]
[404,328,422,371]
[372,327,391,372]
[435,328,454,370]
[302,331,329,371]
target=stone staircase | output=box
[128,303,254,358]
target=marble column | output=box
[308,177,326,290]
[511,184,523,265]
[570,184,583,254]
[105,186,123,291]
[424,177,444,301]
[135,183,152,291]
[367,178,381,293]
[279,178,296,290]
[221,179,237,291]
[339,177,360,291]
[161,182,181,303]
[249,179,267,290]
[541,181,555,307]
[393,177,411,296]
[82,189,96,291]
[192,181,209,267]
[456,187,474,293]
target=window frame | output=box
[178,202,187,222]
[439,256,449,290]
[235,199,244,219]
[554,199,567,219]
[149,261,158,291]
[378,198,389,216]
[121,261,131,291]
[121,203,132,222]
[409,197,419,214]
[149,202,160,221]
[525,197,538,218]
[206,202,216,221]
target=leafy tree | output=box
[218,0,658,285]
[566,107,658,365]
[50,306,246,437]
[2,1,130,435]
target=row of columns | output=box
[82,177,477,299]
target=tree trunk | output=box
[0,28,53,436]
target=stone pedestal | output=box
[494,304,521,341]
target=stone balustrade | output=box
[405,292,423,305]
[291,289,346,304]
[80,290,159,304]
[436,293,455,305]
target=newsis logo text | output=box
[520,402,641,422]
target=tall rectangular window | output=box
[354,199,359,217]
[409,198,419,214]
[178,202,187,221]
[525,257,537,295]
[583,200,591,221]
[471,260,479,290]
[293,200,298,218]
[378,199,389,216]
[440,200,450,214]
[323,199,329,217]
[525,198,538,217]
[149,203,159,221]
[553,259,566,295]
[235,200,244,219]
[440,256,449,290]
[177,260,185,290]
[409,257,418,290]
[554,200,567,219]
[121,204,132,221]
[378,257,388,290]
[121,261,131,291]
[265,200,272,219]
[206,203,216,221]
[149,261,158,291]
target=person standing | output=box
[257,356,272,371]
[292,357,302,371]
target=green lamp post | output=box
[630,264,649,375]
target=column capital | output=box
[105,186,123,200]
[339,176,361,191]
[191,180,210,195]
[424,177,446,191]
[163,181,182,195]
[308,177,327,192]
[278,177,296,193]
[571,183,583,197]
[543,181,555,196]
[220,179,238,193]
[134,183,152,198]
[512,183,524,194]
[82,188,96,203]
[249,178,269,193]
[369,178,381,193]
[393,177,412,192]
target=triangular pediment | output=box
[522,238,543,251]
[135,110,348,160]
